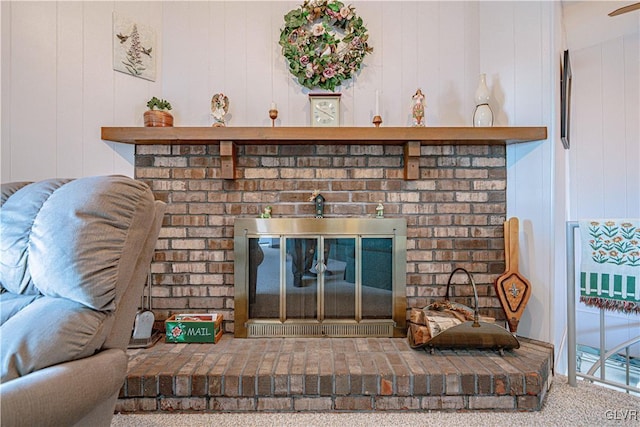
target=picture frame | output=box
[560,49,572,149]
[113,13,156,82]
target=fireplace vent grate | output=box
[247,321,395,338]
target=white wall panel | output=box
[437,1,466,126]
[601,38,628,218]
[480,1,515,126]
[463,1,480,126]
[568,25,639,221]
[2,1,12,181]
[184,2,212,126]
[271,2,295,127]
[379,2,403,126]
[246,2,274,127]
[56,2,84,178]
[417,1,441,127]
[400,2,419,126]
[223,3,248,127]
[82,2,118,177]
[572,44,605,216]
[163,2,208,126]
[514,1,544,125]
[348,2,378,126]
[624,33,640,215]
[1,1,156,181]
[479,1,555,343]
[207,1,227,125]
[10,2,57,181]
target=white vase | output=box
[473,73,493,127]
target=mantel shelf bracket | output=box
[404,141,421,180]
[220,140,236,180]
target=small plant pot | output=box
[144,110,174,127]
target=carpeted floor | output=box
[111,375,640,427]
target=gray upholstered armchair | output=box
[0,175,165,427]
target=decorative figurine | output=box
[211,93,229,127]
[309,190,324,218]
[412,89,425,127]
[259,206,272,218]
[314,194,325,218]
[269,102,278,127]
[376,201,384,218]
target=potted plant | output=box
[144,97,173,127]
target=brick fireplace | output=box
[133,140,509,333]
[109,126,552,413]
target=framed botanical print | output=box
[113,13,156,82]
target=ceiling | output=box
[562,1,640,51]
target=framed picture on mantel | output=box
[560,49,572,150]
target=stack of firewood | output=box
[407,304,496,346]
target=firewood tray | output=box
[408,268,520,354]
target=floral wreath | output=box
[279,0,373,91]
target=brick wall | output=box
[135,143,507,332]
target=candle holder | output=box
[372,115,382,127]
[269,109,278,127]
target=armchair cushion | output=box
[0,175,159,382]
[0,293,41,326]
[1,296,111,382]
[1,177,155,311]
[0,179,68,295]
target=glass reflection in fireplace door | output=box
[248,236,393,322]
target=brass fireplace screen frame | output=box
[234,218,407,338]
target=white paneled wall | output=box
[1,1,163,181]
[56,2,85,178]
[570,34,640,219]
[5,2,58,180]
[479,1,556,342]
[565,7,640,358]
[0,2,9,180]
[2,2,561,346]
[160,1,482,129]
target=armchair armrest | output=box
[0,348,127,427]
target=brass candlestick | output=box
[372,115,382,127]
[269,109,278,127]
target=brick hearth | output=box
[116,336,553,413]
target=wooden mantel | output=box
[101,126,547,180]
[101,126,546,145]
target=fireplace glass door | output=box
[235,218,406,338]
